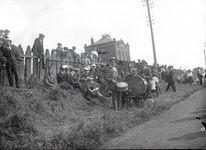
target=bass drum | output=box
[126,76,148,96]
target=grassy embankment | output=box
[0,77,202,149]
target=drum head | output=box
[126,76,148,96]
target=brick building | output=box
[84,34,131,63]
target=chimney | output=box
[91,37,94,45]
[113,38,116,41]
[84,44,87,47]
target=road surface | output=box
[100,89,206,149]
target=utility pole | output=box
[142,0,157,71]
[204,49,206,68]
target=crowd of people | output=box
[0,31,206,111]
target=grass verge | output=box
[0,80,202,149]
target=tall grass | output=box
[0,80,202,149]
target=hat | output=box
[57,43,62,46]
[168,65,172,69]
[91,64,96,67]
[84,66,90,71]
[109,57,115,62]
[39,33,45,37]
[4,29,10,33]
[63,47,69,50]
[74,68,79,71]
[5,38,12,43]
[0,30,5,33]
[141,59,147,64]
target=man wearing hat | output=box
[138,59,152,94]
[165,65,176,92]
[105,57,122,110]
[2,39,20,88]
[3,29,10,39]
[32,33,46,69]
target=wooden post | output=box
[25,46,32,81]
[45,49,51,74]
[18,45,24,81]
[51,49,57,75]
[32,47,38,79]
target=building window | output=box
[118,51,121,60]
[122,52,124,61]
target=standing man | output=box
[105,57,122,111]
[32,33,46,69]
[197,67,203,85]
[81,53,91,72]
[186,69,193,86]
[2,39,20,88]
[165,66,176,92]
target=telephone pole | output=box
[142,0,157,71]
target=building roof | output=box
[93,34,113,45]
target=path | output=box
[100,89,206,149]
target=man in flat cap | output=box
[138,59,152,94]
[165,65,176,92]
[3,29,10,39]
[32,33,46,69]
[105,57,122,111]
[2,39,20,88]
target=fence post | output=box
[18,45,24,81]
[45,49,51,74]
[32,47,38,80]
[51,49,57,75]
[25,46,32,81]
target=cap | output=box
[84,66,90,71]
[63,47,69,50]
[91,64,96,67]
[57,43,62,46]
[109,57,115,62]
[4,29,10,33]
[0,30,5,33]
[5,38,12,43]
[39,33,45,37]
[141,59,147,64]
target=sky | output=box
[0,0,206,70]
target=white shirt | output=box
[151,76,159,90]
[187,72,193,78]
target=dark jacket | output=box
[32,37,44,53]
[2,45,19,65]
[166,70,175,83]
[138,67,152,81]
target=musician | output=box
[117,61,127,105]
[138,59,152,93]
[105,57,122,111]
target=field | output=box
[0,77,202,149]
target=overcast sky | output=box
[1,0,206,70]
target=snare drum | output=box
[116,82,128,92]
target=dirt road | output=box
[100,89,206,149]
